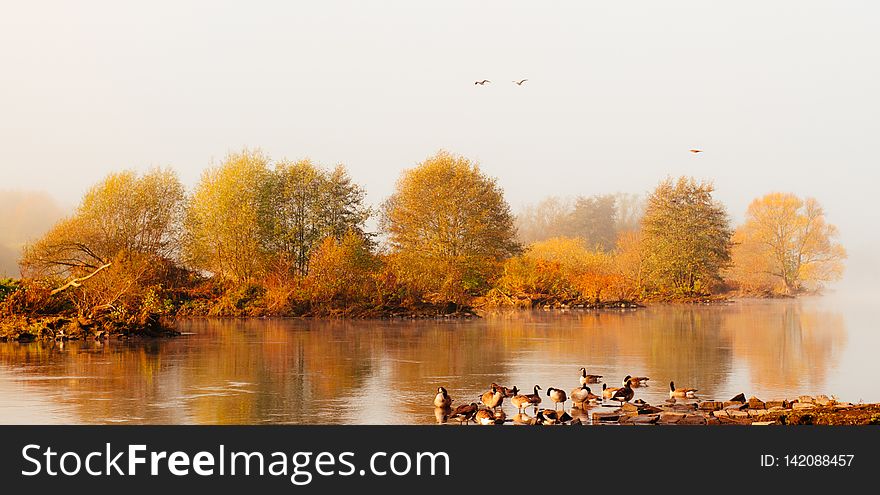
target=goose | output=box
[669,381,698,399]
[538,409,559,425]
[450,402,478,425]
[610,379,634,407]
[602,376,632,399]
[474,79,491,85]
[481,385,504,411]
[511,385,542,412]
[570,384,600,408]
[475,408,502,425]
[512,79,528,85]
[491,382,519,398]
[628,376,650,387]
[433,386,453,408]
[547,387,567,411]
[689,149,703,153]
[578,367,603,385]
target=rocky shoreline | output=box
[582,394,879,426]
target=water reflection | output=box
[0,299,859,424]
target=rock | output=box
[751,421,775,426]
[639,405,663,414]
[621,403,640,414]
[724,402,747,410]
[659,412,685,424]
[748,397,765,409]
[814,395,833,406]
[728,410,750,418]
[747,409,765,417]
[698,401,723,411]
[712,410,729,418]
[679,414,707,425]
[592,412,620,423]
[630,414,660,425]
[723,401,745,409]
[730,393,747,403]
[765,400,787,409]
[798,395,815,404]
[792,402,816,410]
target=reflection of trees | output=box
[720,300,846,394]
[0,300,847,424]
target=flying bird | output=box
[474,79,491,85]
[513,79,528,85]
[689,149,703,153]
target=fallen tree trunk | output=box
[50,262,112,295]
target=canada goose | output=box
[474,79,491,85]
[511,385,542,412]
[578,367,603,385]
[602,376,632,399]
[689,149,703,153]
[481,385,504,411]
[433,386,453,408]
[450,402,478,425]
[490,382,519,398]
[538,409,559,425]
[547,387,567,411]
[475,408,502,425]
[610,379,634,406]
[669,381,698,399]
[513,79,528,85]
[570,384,600,407]
[628,376,650,387]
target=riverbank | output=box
[578,395,880,426]
[0,314,178,342]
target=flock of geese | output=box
[474,79,527,85]
[433,367,698,425]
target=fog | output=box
[1,1,878,291]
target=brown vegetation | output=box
[0,149,848,339]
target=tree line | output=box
[0,149,847,327]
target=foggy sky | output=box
[1,1,877,289]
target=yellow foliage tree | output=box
[380,151,519,304]
[730,193,846,294]
[184,150,273,284]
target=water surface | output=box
[1,297,876,424]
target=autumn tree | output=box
[641,177,732,296]
[380,151,519,304]
[266,160,370,276]
[20,168,185,317]
[514,196,573,245]
[569,194,617,250]
[729,193,846,294]
[184,150,273,284]
[304,230,379,313]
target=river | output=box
[0,297,876,424]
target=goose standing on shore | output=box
[602,375,632,399]
[433,387,453,408]
[628,376,650,387]
[547,387,567,411]
[450,403,478,424]
[570,384,600,408]
[610,379,634,407]
[511,385,542,412]
[481,385,504,411]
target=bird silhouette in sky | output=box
[689,149,703,153]
[513,79,528,85]
[474,80,491,85]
